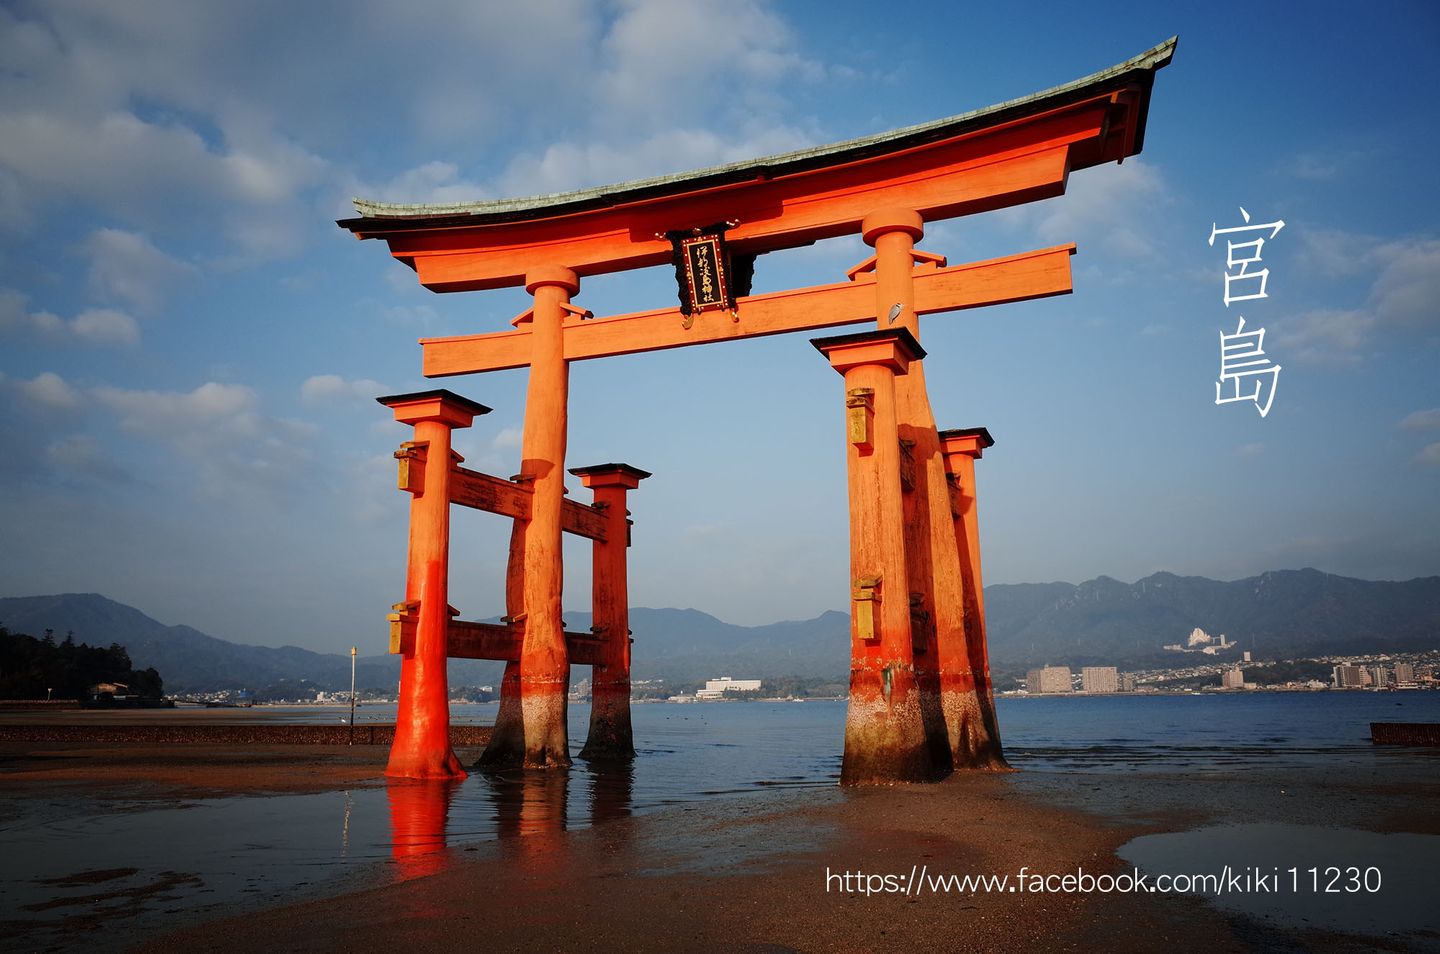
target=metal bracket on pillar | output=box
[845,388,874,452]
[852,577,881,642]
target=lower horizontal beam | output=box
[388,616,604,666]
[399,454,610,541]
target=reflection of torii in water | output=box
[339,37,1177,785]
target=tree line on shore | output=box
[0,625,164,700]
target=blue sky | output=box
[1,1,1437,653]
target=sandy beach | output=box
[4,720,1435,953]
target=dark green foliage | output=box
[0,625,165,699]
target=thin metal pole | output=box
[349,646,358,745]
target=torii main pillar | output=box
[862,209,1006,771]
[480,267,578,768]
[814,329,939,784]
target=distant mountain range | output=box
[2,568,1437,692]
[985,569,1440,668]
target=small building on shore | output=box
[695,676,762,700]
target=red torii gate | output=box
[341,38,1175,783]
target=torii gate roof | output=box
[338,37,1176,293]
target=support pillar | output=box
[813,329,939,785]
[378,389,490,779]
[861,207,1004,771]
[479,266,578,768]
[571,463,651,760]
[939,427,1006,766]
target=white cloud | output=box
[71,308,141,346]
[12,371,84,411]
[81,228,195,313]
[1276,232,1440,361]
[1270,308,1371,365]
[497,125,815,198]
[0,289,139,347]
[1399,408,1440,431]
[1,1,834,264]
[1368,238,1440,330]
[360,161,489,206]
[95,381,259,435]
[991,159,1170,263]
[301,374,386,405]
[597,0,818,131]
[92,380,318,500]
[491,426,523,450]
[1418,443,1440,468]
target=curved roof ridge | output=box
[349,36,1177,221]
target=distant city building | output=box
[1119,673,1138,693]
[1221,667,1245,689]
[695,676,762,700]
[1393,663,1416,685]
[1165,627,1231,654]
[1242,651,1252,663]
[1026,666,1073,694]
[1081,667,1119,694]
[1332,665,1367,688]
[1368,666,1389,689]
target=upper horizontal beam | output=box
[398,131,1081,292]
[420,244,1075,376]
[338,38,1174,292]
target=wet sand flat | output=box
[4,706,1437,952]
[138,769,1390,954]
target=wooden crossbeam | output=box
[451,466,528,520]
[421,244,1074,376]
[388,616,604,666]
[398,453,610,541]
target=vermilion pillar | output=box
[862,209,950,773]
[863,207,1002,772]
[939,427,1006,767]
[379,389,490,779]
[481,266,578,768]
[571,463,651,760]
[813,329,938,785]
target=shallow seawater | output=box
[1,702,844,950]
[3,693,1438,949]
[1118,824,1440,943]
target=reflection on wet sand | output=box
[384,762,636,876]
[385,779,460,881]
[586,760,635,825]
